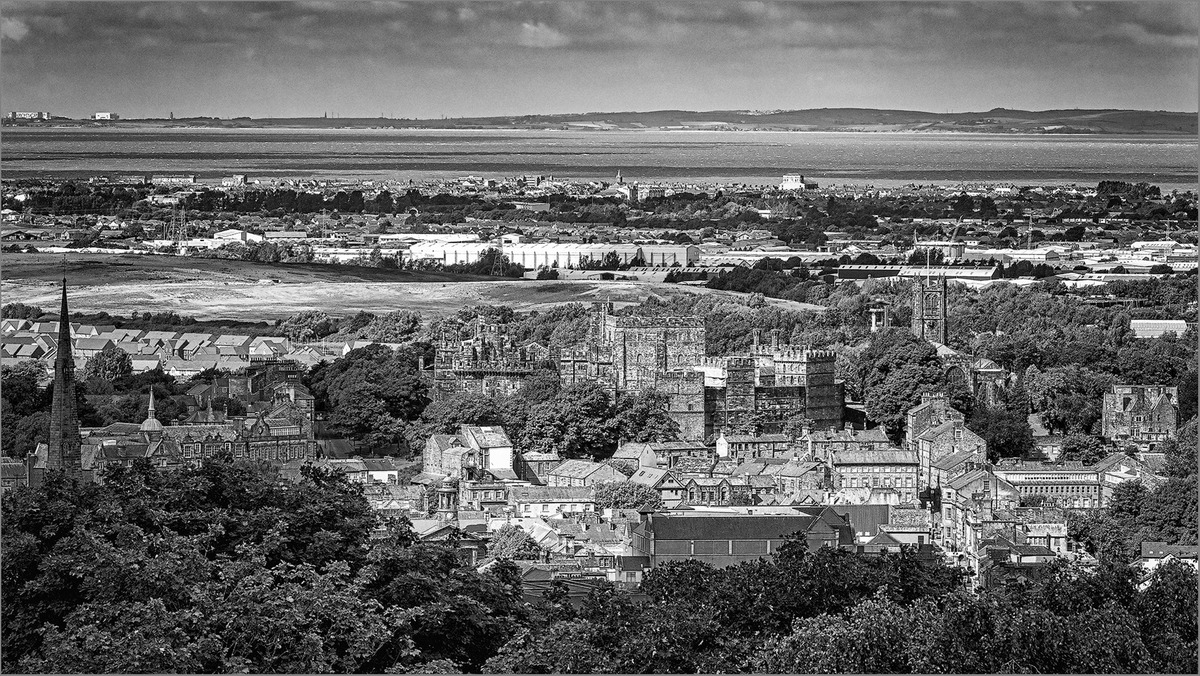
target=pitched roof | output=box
[932,449,980,472]
[671,457,713,475]
[428,434,467,452]
[724,433,791,444]
[629,467,676,488]
[509,485,594,502]
[647,513,827,541]
[835,449,918,465]
[829,504,891,537]
[549,459,612,479]
[1140,541,1199,560]
[520,451,561,462]
[462,425,512,449]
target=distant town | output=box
[5,106,1196,134]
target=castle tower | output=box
[46,278,82,479]
[911,276,948,344]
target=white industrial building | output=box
[405,241,699,269]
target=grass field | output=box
[1,252,826,321]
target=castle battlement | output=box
[607,315,705,329]
[771,348,838,361]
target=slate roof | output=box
[463,425,512,449]
[629,467,677,488]
[672,457,713,475]
[428,434,467,453]
[612,443,653,460]
[830,504,891,537]
[724,434,791,444]
[1140,541,1199,559]
[835,449,918,465]
[521,451,562,462]
[646,513,847,542]
[712,460,738,476]
[549,459,611,479]
[932,449,979,472]
[805,427,891,444]
[509,486,595,502]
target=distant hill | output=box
[15,108,1197,134]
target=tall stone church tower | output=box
[46,278,83,479]
[911,276,948,345]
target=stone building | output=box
[429,317,552,400]
[559,303,708,439]
[1102,384,1179,451]
[698,346,844,437]
[905,393,987,491]
[832,448,920,504]
[911,275,948,344]
[630,509,854,569]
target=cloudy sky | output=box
[2,1,1196,119]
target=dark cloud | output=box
[1,1,1195,117]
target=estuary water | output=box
[1,127,1195,189]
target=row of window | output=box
[845,476,914,489]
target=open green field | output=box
[1,252,826,321]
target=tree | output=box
[593,482,663,510]
[1,303,45,320]
[356,310,423,343]
[487,525,543,561]
[404,393,503,451]
[858,329,946,439]
[610,391,681,444]
[83,344,133,382]
[969,405,1034,462]
[306,345,428,451]
[519,382,616,459]
[279,310,339,342]
[1060,434,1107,465]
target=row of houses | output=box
[1,320,401,377]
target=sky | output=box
[1,1,1197,119]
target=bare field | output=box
[1,253,826,320]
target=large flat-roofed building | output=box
[91,112,119,120]
[1128,319,1188,339]
[151,174,197,186]
[630,508,853,568]
[8,111,51,120]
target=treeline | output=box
[404,376,681,461]
[0,183,150,214]
[2,358,200,457]
[3,460,1195,674]
[1,303,278,337]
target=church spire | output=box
[47,276,82,479]
[141,387,164,438]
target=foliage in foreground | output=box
[3,457,1196,674]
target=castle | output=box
[431,303,846,441]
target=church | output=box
[25,279,317,487]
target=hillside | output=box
[18,108,1194,134]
